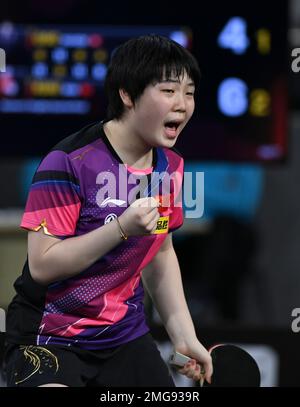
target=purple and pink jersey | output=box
[6,121,184,350]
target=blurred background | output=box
[0,0,300,387]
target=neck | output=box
[104,119,153,169]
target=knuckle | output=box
[137,213,145,223]
[144,224,152,233]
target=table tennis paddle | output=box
[169,344,261,387]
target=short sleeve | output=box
[20,150,81,238]
[168,157,184,233]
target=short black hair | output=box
[104,34,201,119]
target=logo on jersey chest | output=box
[100,197,127,207]
[153,216,169,234]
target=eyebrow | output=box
[160,79,195,87]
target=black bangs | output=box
[153,63,199,86]
[137,37,201,86]
[152,41,201,86]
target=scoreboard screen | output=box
[0,1,288,161]
[0,25,189,116]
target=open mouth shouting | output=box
[163,120,183,139]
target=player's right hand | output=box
[118,197,160,237]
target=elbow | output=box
[29,266,49,286]
[28,258,53,286]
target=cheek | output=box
[189,99,195,113]
[139,100,167,122]
[186,101,195,121]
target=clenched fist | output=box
[118,197,160,237]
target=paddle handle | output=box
[169,350,191,367]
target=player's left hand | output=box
[174,339,213,384]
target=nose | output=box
[173,92,187,112]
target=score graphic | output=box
[218,78,270,118]
[0,24,189,115]
[0,2,288,162]
[218,17,250,55]
[28,30,106,102]
[217,17,271,118]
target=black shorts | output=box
[4,333,175,387]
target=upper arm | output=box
[168,156,184,233]
[28,229,61,281]
[157,233,174,253]
[142,233,174,281]
[21,150,81,282]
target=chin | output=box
[163,138,177,148]
[156,136,177,148]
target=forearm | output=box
[29,219,123,285]
[143,247,197,346]
[143,243,213,383]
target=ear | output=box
[119,89,134,108]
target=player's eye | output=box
[162,89,174,93]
